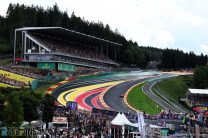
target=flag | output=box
[137,112,145,136]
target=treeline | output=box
[0,4,128,44]
[193,66,208,89]
[0,3,162,68]
[0,3,207,68]
[160,49,207,69]
[0,88,54,126]
[121,41,163,67]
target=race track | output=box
[52,71,186,114]
[103,79,147,114]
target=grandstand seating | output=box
[0,69,34,87]
[187,94,208,107]
[28,33,116,64]
[0,66,40,79]
[51,56,111,69]
[0,75,27,87]
[0,82,15,88]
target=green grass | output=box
[0,58,13,65]
[34,83,54,97]
[127,82,162,115]
[155,76,192,101]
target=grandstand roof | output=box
[16,27,122,47]
[188,89,208,95]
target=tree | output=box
[193,66,208,89]
[3,92,24,126]
[0,92,6,120]
[0,3,207,68]
[36,7,47,26]
[46,3,62,26]
[133,48,146,68]
[160,48,207,69]
[19,91,41,122]
[61,11,69,28]
[121,48,134,65]
[41,94,55,128]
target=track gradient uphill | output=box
[53,71,170,113]
[91,95,102,109]
[57,81,125,110]
[74,87,107,110]
[52,78,126,99]
[103,78,147,114]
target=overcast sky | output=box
[1,0,208,55]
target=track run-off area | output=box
[52,71,187,114]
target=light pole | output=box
[13,29,16,65]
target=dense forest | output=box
[193,66,208,89]
[160,49,207,69]
[0,88,55,126]
[0,3,207,68]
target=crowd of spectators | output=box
[38,108,115,137]
[51,56,112,69]
[187,94,208,107]
[35,106,187,138]
[0,74,27,87]
[183,111,208,128]
[0,66,40,79]
[72,68,100,76]
[182,111,208,137]
[31,107,208,138]
[26,54,114,69]
[29,33,115,64]
[143,109,183,120]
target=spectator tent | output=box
[111,113,138,138]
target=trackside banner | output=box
[0,127,36,137]
[37,62,55,69]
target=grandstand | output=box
[0,68,33,87]
[186,88,208,107]
[14,27,121,70]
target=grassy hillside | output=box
[127,83,161,115]
[155,75,192,101]
[34,83,54,97]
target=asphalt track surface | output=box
[103,79,147,114]
[142,78,186,113]
[52,77,126,99]
[52,74,150,111]
[85,92,105,109]
[53,71,186,115]
[58,80,124,108]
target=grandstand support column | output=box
[21,31,26,59]
[21,31,23,58]
[101,45,103,54]
[118,45,120,61]
[24,32,27,56]
[13,29,17,65]
[114,45,117,62]
[106,46,108,57]
[39,45,41,53]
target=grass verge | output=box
[127,82,162,115]
[155,75,192,101]
[34,83,54,97]
[0,58,12,65]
